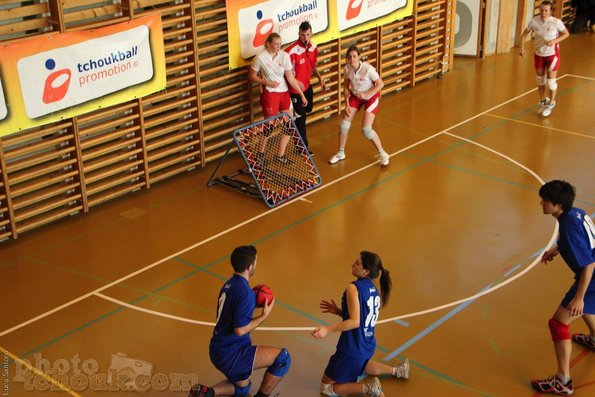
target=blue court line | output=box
[393,319,410,327]
[12,92,592,392]
[503,264,522,278]
[383,283,495,361]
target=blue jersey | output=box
[336,278,380,357]
[210,275,255,351]
[558,208,595,285]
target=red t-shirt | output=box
[285,39,318,94]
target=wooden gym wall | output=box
[0,0,455,240]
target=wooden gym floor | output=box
[1,33,594,396]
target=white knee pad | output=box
[362,125,378,140]
[547,78,557,91]
[320,383,337,396]
[536,75,546,86]
[339,120,351,135]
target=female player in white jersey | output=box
[519,1,569,116]
[312,251,409,397]
[328,46,390,166]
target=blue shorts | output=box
[209,345,257,383]
[323,350,371,383]
[561,283,595,314]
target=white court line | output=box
[1,79,569,337]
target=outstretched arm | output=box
[312,284,360,339]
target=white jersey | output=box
[251,49,292,93]
[344,61,380,100]
[527,16,565,57]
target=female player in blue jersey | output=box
[312,251,409,397]
[531,181,595,396]
[190,245,291,397]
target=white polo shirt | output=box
[251,50,292,93]
[344,61,380,100]
[527,16,565,57]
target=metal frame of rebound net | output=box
[207,113,322,208]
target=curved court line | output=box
[3,75,579,338]
[0,345,82,397]
[95,292,313,331]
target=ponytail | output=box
[360,251,392,307]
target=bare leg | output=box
[536,67,546,101]
[277,110,294,157]
[361,112,384,153]
[582,313,595,336]
[546,70,558,103]
[211,380,235,396]
[552,305,579,379]
[321,373,368,395]
[364,360,396,376]
[253,346,284,395]
[338,109,357,151]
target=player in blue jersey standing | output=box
[190,245,291,397]
[531,181,595,396]
[312,251,409,397]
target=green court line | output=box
[10,83,593,395]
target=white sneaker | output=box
[538,98,549,114]
[542,101,556,117]
[364,377,382,397]
[329,151,346,164]
[378,151,389,166]
[394,358,410,379]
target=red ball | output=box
[252,284,274,307]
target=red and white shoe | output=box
[531,375,574,395]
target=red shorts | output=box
[347,92,381,115]
[534,50,560,72]
[261,91,292,118]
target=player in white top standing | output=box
[250,33,307,164]
[329,46,390,167]
[519,1,569,116]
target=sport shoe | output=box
[364,376,382,397]
[329,151,346,164]
[189,384,214,397]
[531,375,574,395]
[378,151,389,166]
[538,98,549,113]
[542,101,556,117]
[394,358,410,379]
[572,333,595,350]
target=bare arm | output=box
[519,27,532,57]
[234,298,274,336]
[285,69,307,106]
[567,263,595,317]
[249,68,279,88]
[547,27,569,47]
[311,284,360,339]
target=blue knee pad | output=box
[267,348,291,377]
[234,381,251,397]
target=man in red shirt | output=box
[285,21,326,155]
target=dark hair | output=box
[361,251,392,307]
[299,21,312,32]
[346,45,360,57]
[231,245,257,272]
[540,1,554,10]
[539,180,575,212]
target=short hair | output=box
[299,21,312,32]
[539,180,575,212]
[540,1,554,10]
[230,245,257,272]
[346,45,360,57]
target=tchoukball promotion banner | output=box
[226,0,414,69]
[0,14,166,137]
